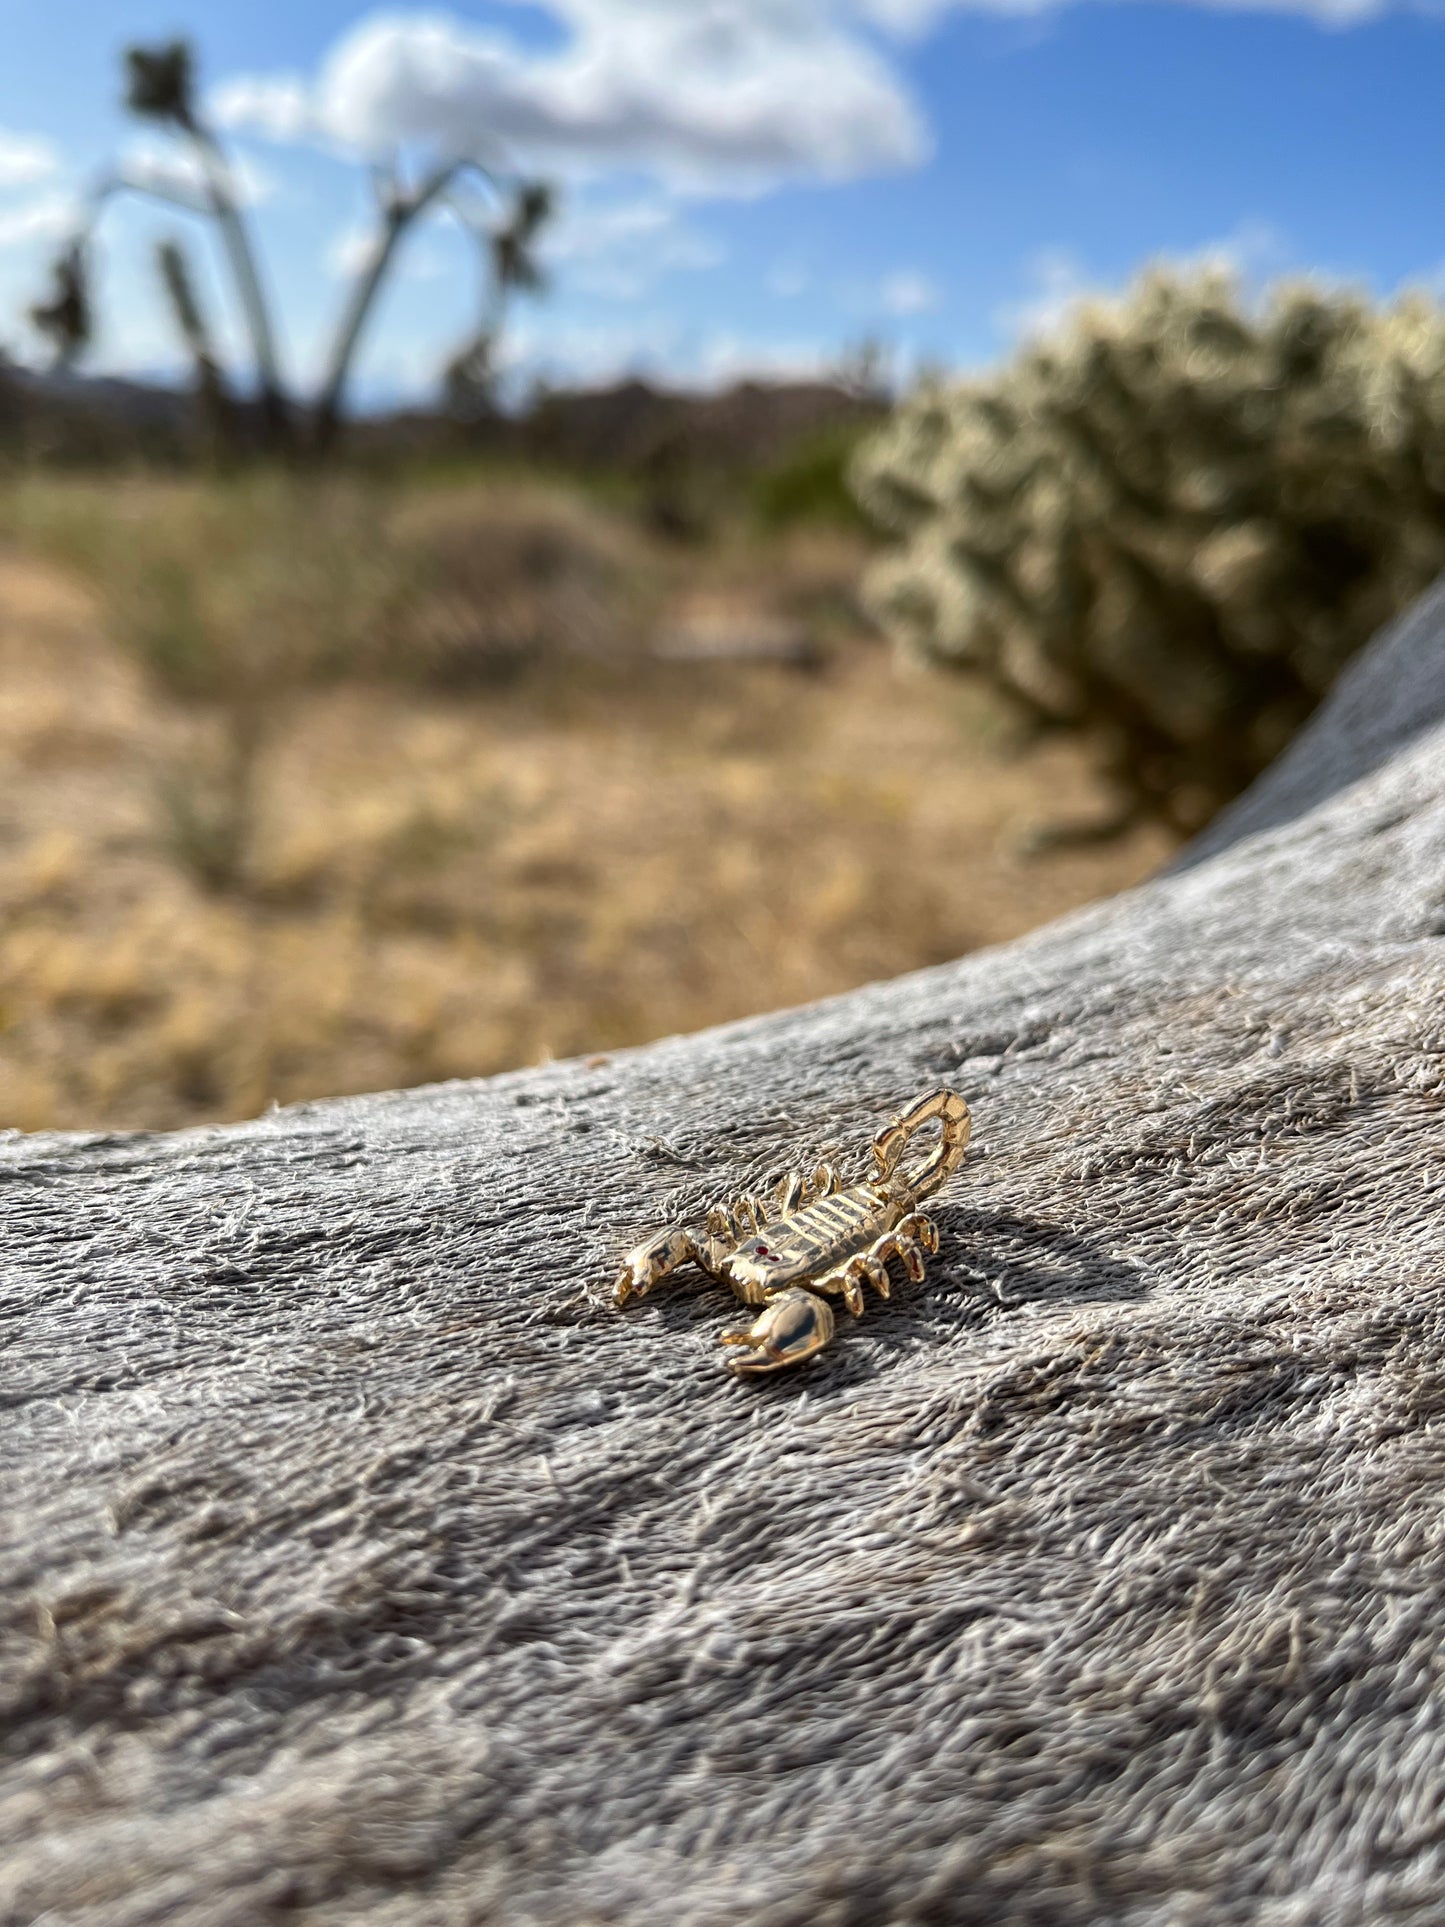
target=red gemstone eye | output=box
[755,1243,772,1258]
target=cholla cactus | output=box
[853,269,1445,833]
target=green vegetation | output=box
[854,269,1445,832]
[5,472,644,700]
[3,472,651,897]
[750,425,873,531]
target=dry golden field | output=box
[0,474,1171,1132]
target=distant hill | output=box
[0,362,196,462]
[0,361,885,480]
[520,376,883,472]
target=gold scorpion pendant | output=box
[615,1089,972,1375]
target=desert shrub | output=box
[4,473,646,699]
[853,269,1445,833]
[750,426,872,531]
[6,476,411,698]
[1,473,649,895]
[386,489,641,685]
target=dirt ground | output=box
[0,544,1171,1132]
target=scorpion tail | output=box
[871,1089,972,1203]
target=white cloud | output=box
[214,3,928,194]
[548,200,682,261]
[543,197,724,300]
[881,268,942,315]
[898,0,1397,23]
[207,0,1405,240]
[211,74,313,144]
[851,0,964,28]
[859,0,1388,22]
[120,137,279,210]
[0,192,75,248]
[0,130,59,188]
[325,226,377,280]
[323,190,717,302]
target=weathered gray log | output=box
[6,580,1445,1926]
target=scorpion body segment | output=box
[615,1088,971,1375]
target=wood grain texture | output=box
[7,581,1445,1925]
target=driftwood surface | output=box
[7,582,1445,1927]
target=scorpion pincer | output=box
[614,1089,971,1375]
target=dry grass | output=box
[0,475,1171,1132]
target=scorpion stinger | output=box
[613,1088,972,1375]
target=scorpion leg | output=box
[862,1253,892,1299]
[732,1194,773,1232]
[860,1219,935,1291]
[715,1194,773,1243]
[873,1230,928,1283]
[811,1259,869,1317]
[721,1289,836,1375]
[871,1214,940,1284]
[774,1170,807,1214]
[896,1238,928,1283]
[900,1214,941,1274]
[839,1263,867,1316]
[898,1213,941,1256]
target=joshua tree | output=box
[28,243,92,366]
[118,41,293,447]
[30,39,554,457]
[313,173,554,455]
[440,182,555,425]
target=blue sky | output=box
[0,0,1441,405]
